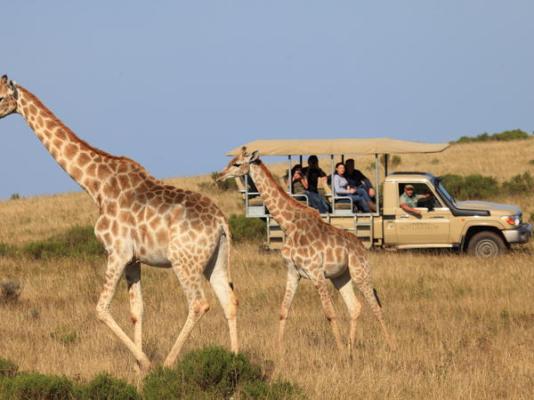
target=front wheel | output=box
[467,231,507,257]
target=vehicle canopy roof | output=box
[226,137,449,157]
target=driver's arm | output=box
[400,201,422,217]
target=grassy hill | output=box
[1,139,533,399]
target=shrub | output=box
[143,347,302,400]
[0,358,18,378]
[229,215,266,243]
[440,174,499,200]
[391,155,402,168]
[454,129,531,144]
[502,172,534,195]
[9,193,21,200]
[83,373,139,400]
[0,278,23,304]
[529,159,534,166]
[21,225,104,260]
[0,372,80,400]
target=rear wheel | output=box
[467,231,507,257]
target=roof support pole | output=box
[384,153,389,177]
[331,154,335,214]
[374,153,380,216]
[288,155,292,193]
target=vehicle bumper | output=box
[502,223,532,244]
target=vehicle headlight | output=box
[501,215,521,226]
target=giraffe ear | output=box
[249,150,260,163]
[1,75,8,84]
[9,80,18,99]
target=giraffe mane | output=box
[18,85,153,177]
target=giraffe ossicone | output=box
[219,148,395,355]
[0,75,239,373]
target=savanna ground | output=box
[1,139,534,399]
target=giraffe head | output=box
[218,147,260,181]
[0,75,19,119]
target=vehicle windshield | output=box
[435,178,455,204]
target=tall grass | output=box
[0,140,533,399]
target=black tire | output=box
[467,231,507,257]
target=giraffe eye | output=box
[0,97,4,102]
[233,163,241,167]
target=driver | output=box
[399,184,432,217]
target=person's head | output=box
[291,164,302,177]
[335,162,345,176]
[307,155,319,168]
[404,184,415,196]
[345,158,355,172]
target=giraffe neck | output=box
[249,162,301,231]
[15,86,149,207]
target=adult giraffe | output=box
[218,148,395,356]
[0,75,238,373]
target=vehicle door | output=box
[393,182,452,245]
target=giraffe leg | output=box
[164,262,210,367]
[125,261,144,372]
[313,276,344,351]
[349,255,396,350]
[96,254,151,372]
[203,235,239,353]
[332,271,362,359]
[278,264,300,353]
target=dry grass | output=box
[1,139,533,399]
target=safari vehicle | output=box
[226,138,532,257]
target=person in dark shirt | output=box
[301,155,330,213]
[345,158,376,211]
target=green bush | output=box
[82,373,139,400]
[142,366,209,400]
[211,172,238,192]
[0,358,18,378]
[502,172,534,195]
[9,193,21,200]
[440,174,499,200]
[21,225,104,260]
[0,372,80,400]
[143,347,302,400]
[454,129,531,144]
[229,215,266,243]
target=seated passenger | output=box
[285,164,307,195]
[345,158,376,200]
[333,162,371,213]
[302,155,330,214]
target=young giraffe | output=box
[0,75,238,373]
[219,148,395,355]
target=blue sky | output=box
[1,1,533,199]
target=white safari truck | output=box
[226,138,532,257]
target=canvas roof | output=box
[226,137,449,156]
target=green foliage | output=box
[143,347,302,400]
[454,129,531,144]
[529,159,534,166]
[0,372,80,400]
[0,278,23,304]
[0,358,18,378]
[440,174,499,200]
[502,172,534,195]
[21,225,104,260]
[391,155,402,168]
[9,193,21,200]
[82,373,139,400]
[229,215,266,243]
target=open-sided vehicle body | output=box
[226,138,532,257]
